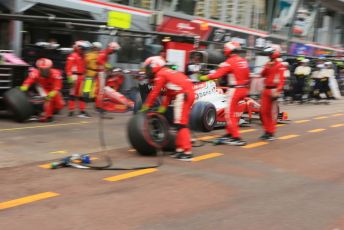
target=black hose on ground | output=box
[75,110,165,170]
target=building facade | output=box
[109,0,343,48]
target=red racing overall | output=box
[144,68,195,153]
[96,49,114,109]
[66,52,86,112]
[207,54,250,138]
[260,60,285,135]
[22,68,64,119]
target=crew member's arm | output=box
[47,70,63,99]
[276,64,286,93]
[207,62,232,80]
[97,52,107,70]
[52,70,63,92]
[143,74,166,108]
[65,55,75,83]
[65,55,74,77]
[160,94,173,108]
[260,64,269,78]
[21,70,38,91]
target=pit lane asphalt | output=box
[0,100,343,230]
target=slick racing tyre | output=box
[127,112,174,155]
[190,101,217,132]
[4,88,34,122]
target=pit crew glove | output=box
[47,91,57,100]
[20,85,28,91]
[139,104,150,113]
[199,75,209,81]
[67,75,74,84]
[157,106,167,114]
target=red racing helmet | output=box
[36,58,53,77]
[36,58,53,69]
[223,41,241,56]
[143,56,166,77]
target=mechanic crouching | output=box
[140,56,195,161]
[199,42,250,146]
[259,46,286,141]
[20,58,64,122]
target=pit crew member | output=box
[84,42,102,100]
[20,58,64,122]
[140,56,195,161]
[66,40,90,118]
[259,46,286,140]
[199,41,250,146]
[293,59,311,103]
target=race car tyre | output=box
[127,112,174,155]
[190,101,217,132]
[4,88,34,122]
[133,91,142,114]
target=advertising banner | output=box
[107,11,132,29]
[157,16,210,40]
[289,43,314,56]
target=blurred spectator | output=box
[282,61,293,102]
[311,64,331,101]
[293,59,311,103]
[324,62,341,99]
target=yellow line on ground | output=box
[39,163,52,169]
[196,135,220,141]
[128,149,136,152]
[332,113,344,117]
[192,152,223,162]
[103,168,158,182]
[276,124,286,127]
[241,129,256,133]
[308,128,326,133]
[314,116,328,120]
[0,192,60,210]
[294,120,310,124]
[242,141,268,149]
[0,121,90,132]
[278,134,300,140]
[49,150,68,154]
[331,124,344,128]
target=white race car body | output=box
[193,81,227,110]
